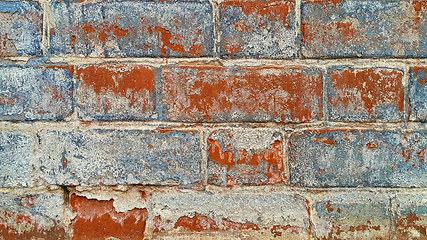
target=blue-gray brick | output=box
[37,129,202,186]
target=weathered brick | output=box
[37,129,202,186]
[50,0,214,57]
[302,0,427,58]
[409,67,427,122]
[160,66,322,122]
[0,132,33,188]
[76,64,157,121]
[312,191,391,239]
[327,67,404,122]
[289,129,427,187]
[0,190,67,240]
[220,0,297,58]
[151,189,310,239]
[70,194,147,240]
[0,1,42,56]
[0,66,73,121]
[394,192,427,239]
[207,129,285,186]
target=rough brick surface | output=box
[151,189,310,239]
[0,1,42,56]
[37,129,202,186]
[327,67,404,122]
[302,0,427,58]
[0,66,73,121]
[409,67,427,121]
[76,64,157,121]
[394,193,427,239]
[312,191,391,239]
[220,0,297,58]
[207,129,285,186]
[161,66,322,122]
[0,132,33,188]
[50,0,214,57]
[0,191,67,240]
[70,194,147,240]
[289,129,427,187]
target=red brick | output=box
[327,67,404,122]
[161,66,322,122]
[70,194,147,240]
[76,64,156,121]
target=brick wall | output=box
[2,0,427,239]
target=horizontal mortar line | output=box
[2,120,427,130]
[2,184,427,194]
[4,56,427,67]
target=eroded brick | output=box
[327,67,404,122]
[207,129,285,186]
[151,189,310,239]
[37,129,202,186]
[50,0,214,57]
[220,0,297,58]
[70,194,147,240]
[161,66,322,122]
[302,0,427,58]
[0,132,33,188]
[409,67,427,122]
[76,64,156,121]
[0,191,67,240]
[0,66,73,121]
[0,1,42,56]
[394,192,427,239]
[289,129,427,187]
[312,191,391,240]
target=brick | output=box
[220,0,297,58]
[289,129,427,187]
[37,129,202,186]
[0,190,67,240]
[327,67,404,122]
[302,0,427,58]
[76,64,157,121]
[160,66,322,122]
[409,67,427,121]
[0,1,42,56]
[0,66,73,121]
[394,192,427,239]
[151,189,310,239]
[312,191,391,239]
[70,194,147,240]
[207,129,285,186]
[0,132,33,188]
[50,0,214,57]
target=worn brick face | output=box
[50,0,214,57]
[0,66,74,121]
[161,66,322,122]
[0,191,67,240]
[394,193,427,239]
[312,191,391,240]
[327,67,404,122]
[151,189,310,239]
[0,1,42,56]
[289,129,427,187]
[207,129,285,186]
[37,129,202,186]
[76,64,156,121]
[70,194,147,240]
[302,0,427,58]
[0,132,33,188]
[220,0,297,58]
[409,67,427,121]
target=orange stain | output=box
[366,142,379,149]
[155,26,203,57]
[329,68,403,116]
[174,213,219,232]
[314,137,335,145]
[70,194,147,240]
